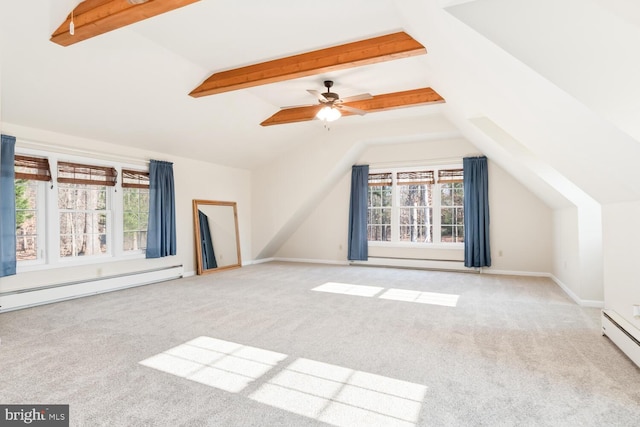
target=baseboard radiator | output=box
[352,257,471,272]
[601,309,640,368]
[0,265,183,313]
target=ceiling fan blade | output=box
[339,93,373,103]
[337,104,367,116]
[341,88,444,114]
[307,89,328,103]
[261,105,323,126]
[279,103,315,110]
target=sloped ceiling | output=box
[2,0,640,209]
[448,0,640,143]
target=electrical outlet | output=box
[633,305,640,318]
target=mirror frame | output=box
[192,199,242,275]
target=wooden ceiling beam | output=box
[51,0,200,47]
[260,87,445,126]
[190,32,426,98]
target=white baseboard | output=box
[481,269,548,277]
[273,257,349,266]
[245,257,275,265]
[549,274,604,308]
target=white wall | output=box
[0,123,251,293]
[552,208,581,295]
[275,173,351,263]
[276,137,553,274]
[488,162,552,274]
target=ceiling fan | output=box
[301,80,371,122]
[261,86,446,126]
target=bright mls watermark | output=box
[0,405,68,426]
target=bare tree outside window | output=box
[399,184,433,243]
[15,179,38,261]
[58,183,108,257]
[440,182,464,242]
[123,187,149,251]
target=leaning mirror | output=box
[193,200,241,275]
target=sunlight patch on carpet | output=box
[249,358,427,427]
[140,337,428,427]
[312,282,459,307]
[378,289,459,307]
[139,336,287,393]
[311,282,384,297]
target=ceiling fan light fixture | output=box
[316,106,341,122]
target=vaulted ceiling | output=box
[2,0,640,209]
[1,0,444,169]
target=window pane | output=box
[399,185,431,207]
[441,207,453,225]
[123,188,149,251]
[399,206,432,242]
[453,184,464,205]
[441,184,453,206]
[15,179,39,261]
[382,187,392,206]
[441,225,465,243]
[440,181,464,243]
[441,226,453,242]
[59,183,109,258]
[398,184,432,243]
[58,186,75,209]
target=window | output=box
[122,169,149,252]
[367,167,464,245]
[57,162,116,258]
[367,173,392,241]
[13,149,150,271]
[14,155,51,262]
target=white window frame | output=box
[15,148,148,273]
[368,165,464,249]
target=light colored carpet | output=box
[1,262,639,426]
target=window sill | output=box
[17,252,146,274]
[368,241,463,250]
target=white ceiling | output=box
[0,0,442,169]
[3,0,640,209]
